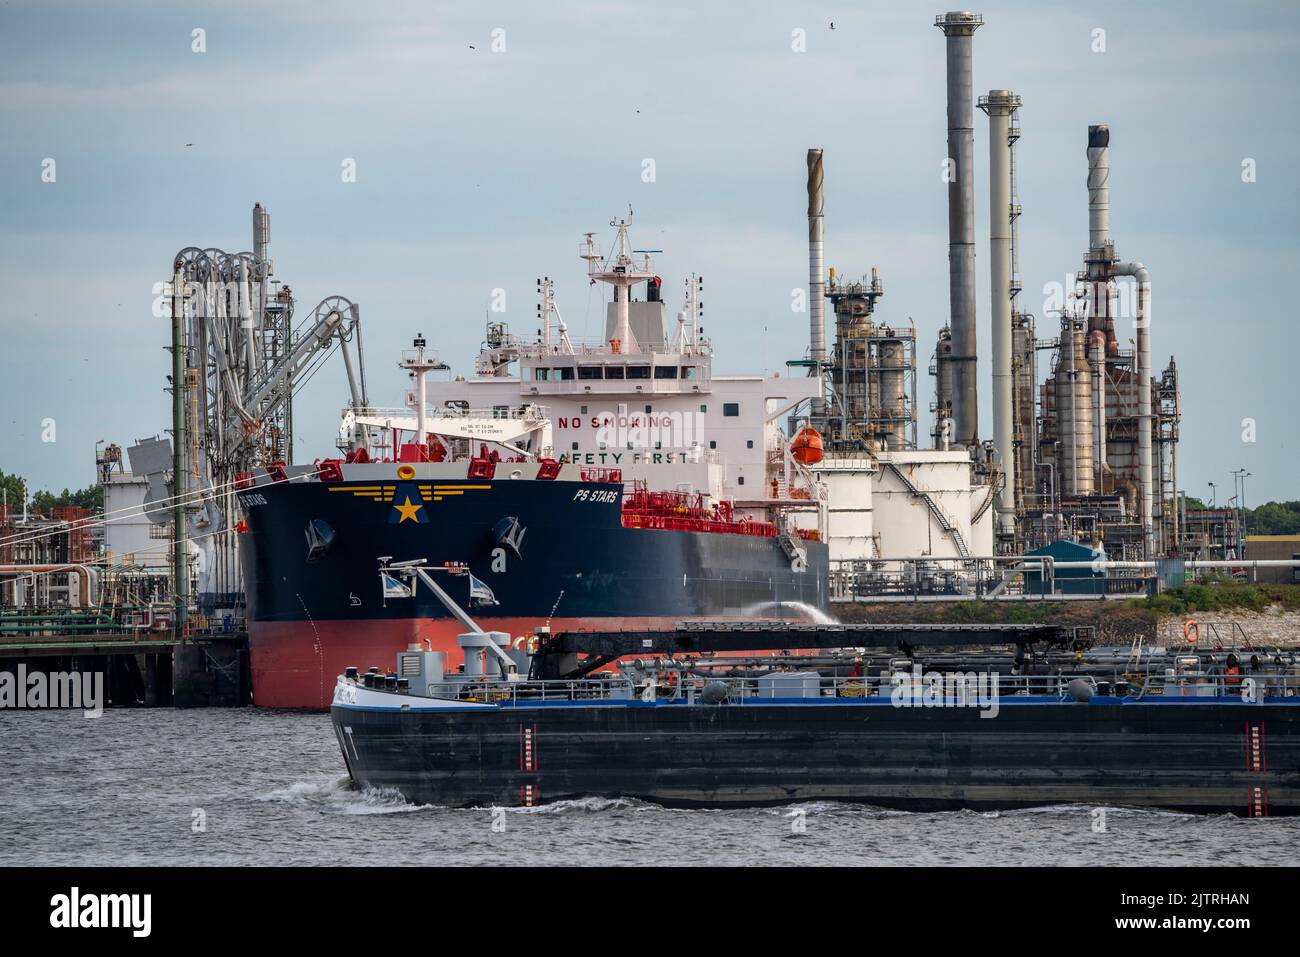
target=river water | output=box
[2,708,1295,867]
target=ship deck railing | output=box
[354,404,547,422]
[427,670,1300,706]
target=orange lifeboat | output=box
[791,426,824,465]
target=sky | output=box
[1,0,1297,506]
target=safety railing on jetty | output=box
[830,555,1300,602]
[423,669,1300,706]
[828,555,1151,602]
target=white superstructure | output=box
[342,214,824,528]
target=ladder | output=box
[883,461,970,558]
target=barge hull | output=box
[331,699,1300,816]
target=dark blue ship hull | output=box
[237,477,828,708]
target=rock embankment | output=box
[834,600,1300,649]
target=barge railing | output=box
[410,669,1300,706]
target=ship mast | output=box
[582,209,656,355]
[537,277,574,354]
[399,333,441,447]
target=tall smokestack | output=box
[1086,126,1110,253]
[980,89,1019,540]
[807,149,826,383]
[1085,126,1115,348]
[936,11,982,450]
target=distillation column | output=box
[980,89,1019,539]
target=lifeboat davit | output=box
[791,426,824,465]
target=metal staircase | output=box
[882,460,971,558]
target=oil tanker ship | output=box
[237,216,830,709]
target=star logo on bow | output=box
[393,495,424,524]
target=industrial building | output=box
[1245,537,1300,585]
[0,500,95,610]
[0,443,190,624]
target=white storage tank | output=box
[871,449,985,562]
[793,454,875,562]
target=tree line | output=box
[1176,497,1300,536]
[0,469,104,515]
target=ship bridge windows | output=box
[578,366,603,380]
[654,366,678,380]
[605,366,625,380]
[682,366,698,380]
[532,366,575,381]
[626,365,650,380]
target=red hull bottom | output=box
[249,616,696,710]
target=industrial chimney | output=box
[980,89,1020,540]
[1085,125,1115,349]
[807,148,826,400]
[1081,124,1155,556]
[1086,126,1110,254]
[935,11,983,450]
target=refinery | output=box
[2,7,1298,834]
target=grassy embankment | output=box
[1135,583,1300,618]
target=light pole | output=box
[1237,468,1248,556]
[1207,482,1218,557]
[1235,469,1251,558]
[1228,493,1239,560]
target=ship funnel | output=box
[935,11,983,449]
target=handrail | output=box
[880,461,970,558]
[390,669,1300,705]
[354,404,547,421]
